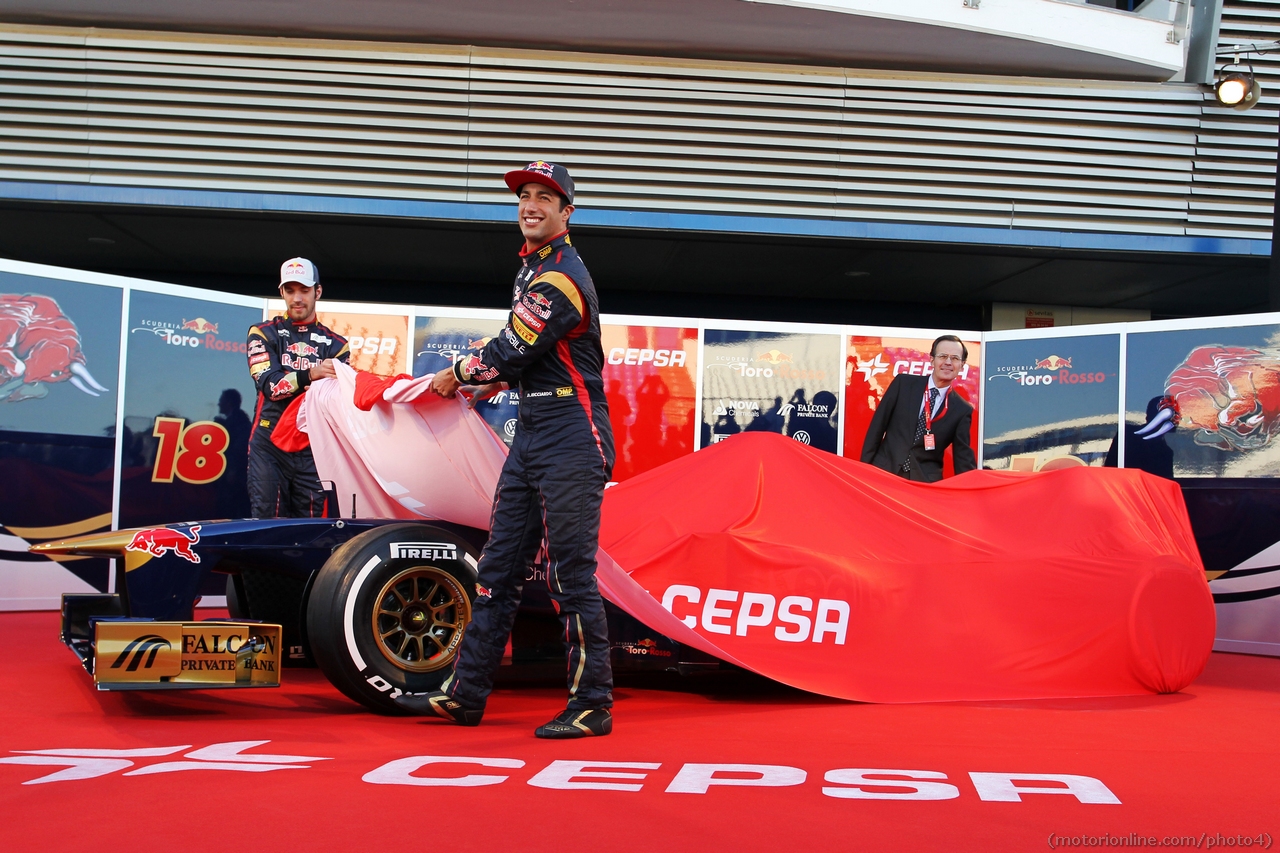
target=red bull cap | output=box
[279,257,318,289]
[504,161,575,204]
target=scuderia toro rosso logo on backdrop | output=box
[991,355,1106,388]
[131,316,246,354]
[709,351,825,381]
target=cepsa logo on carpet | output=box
[0,741,1120,804]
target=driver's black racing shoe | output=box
[535,707,612,739]
[394,690,483,726]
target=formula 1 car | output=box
[32,366,1218,709]
[35,515,710,712]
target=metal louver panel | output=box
[0,21,1268,243]
[1191,0,1280,239]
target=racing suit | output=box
[445,230,616,712]
[245,316,349,518]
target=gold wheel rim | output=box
[371,566,471,673]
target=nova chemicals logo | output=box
[110,635,173,671]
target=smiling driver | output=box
[397,162,617,739]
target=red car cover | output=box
[597,433,1215,703]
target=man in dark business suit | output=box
[861,335,977,482]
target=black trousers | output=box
[247,432,326,519]
[446,408,614,711]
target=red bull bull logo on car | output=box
[126,525,201,564]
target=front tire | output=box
[306,523,479,713]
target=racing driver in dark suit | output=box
[245,257,349,518]
[395,162,616,739]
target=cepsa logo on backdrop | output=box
[315,311,409,377]
[600,325,698,482]
[130,316,247,354]
[843,336,981,462]
[989,354,1108,388]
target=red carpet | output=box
[0,610,1277,852]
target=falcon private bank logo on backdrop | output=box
[130,316,248,354]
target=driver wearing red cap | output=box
[396,162,617,739]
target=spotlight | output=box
[1215,71,1261,110]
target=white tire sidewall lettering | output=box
[343,555,383,672]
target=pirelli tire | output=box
[306,523,479,714]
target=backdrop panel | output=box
[1125,324,1280,479]
[843,334,981,475]
[118,291,259,530]
[983,334,1120,472]
[701,329,843,453]
[413,313,515,446]
[0,271,121,607]
[602,323,698,481]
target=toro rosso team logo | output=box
[127,525,202,564]
[757,350,793,365]
[0,293,109,403]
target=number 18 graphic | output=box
[151,417,230,484]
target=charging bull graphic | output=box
[126,525,202,564]
[0,293,110,402]
[1137,345,1280,451]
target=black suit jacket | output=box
[860,374,976,482]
